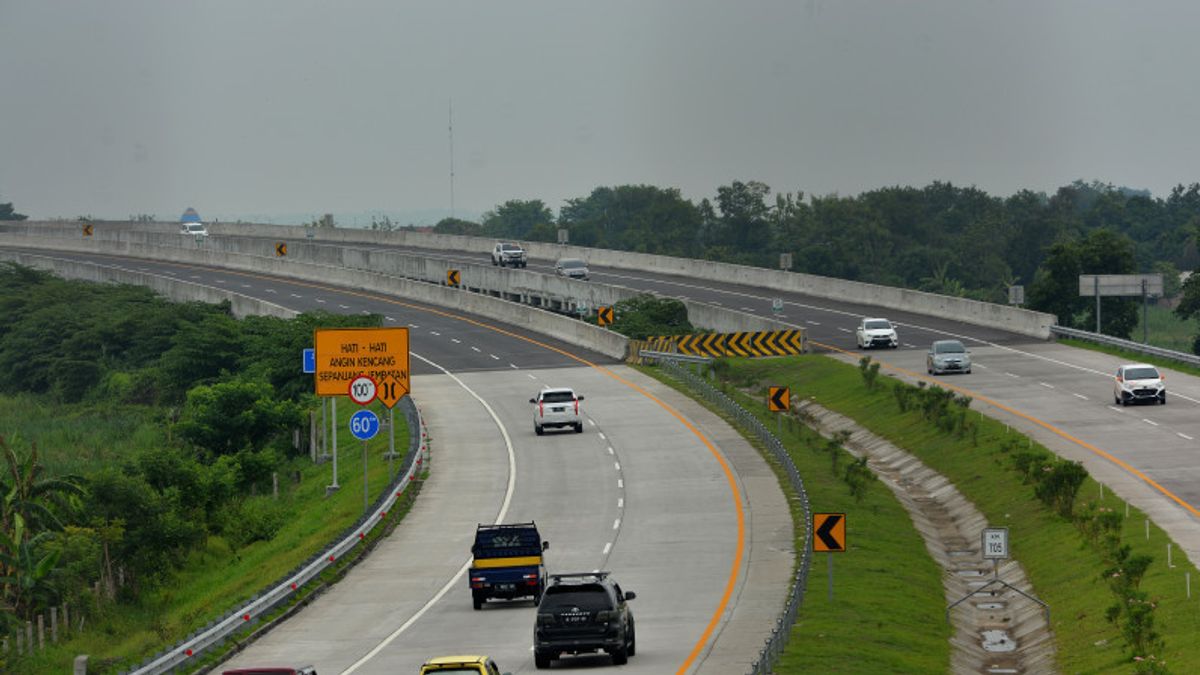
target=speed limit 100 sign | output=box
[348,374,378,405]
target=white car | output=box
[856,318,898,349]
[530,387,584,435]
[554,257,589,280]
[180,222,209,237]
[1113,364,1166,406]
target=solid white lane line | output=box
[1073,393,1089,400]
[1143,419,1159,426]
[341,351,517,674]
[1039,382,1055,389]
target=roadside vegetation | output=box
[667,354,1198,674]
[0,264,404,673]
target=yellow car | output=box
[419,655,509,675]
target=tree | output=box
[607,294,694,340]
[481,200,553,239]
[174,378,302,455]
[432,217,482,236]
[0,200,28,221]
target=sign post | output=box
[769,386,789,436]
[1079,274,1163,340]
[349,409,381,515]
[813,513,846,602]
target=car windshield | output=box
[541,391,575,403]
[185,224,204,232]
[542,586,611,611]
[1125,367,1160,380]
[559,259,585,269]
[501,243,521,251]
[935,341,965,354]
[423,669,479,673]
[864,320,892,330]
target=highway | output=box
[6,232,1200,668]
[287,237,1200,563]
[4,248,790,674]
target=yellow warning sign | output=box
[314,327,410,398]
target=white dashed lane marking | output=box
[265,288,277,293]
[1039,382,1055,389]
[489,354,500,360]
[451,338,460,343]
[1073,393,1089,400]
[613,519,620,530]
[526,374,537,380]
[315,299,326,304]
[617,479,624,489]
[1143,419,1159,426]
[430,331,440,336]
[598,433,606,441]
[471,346,481,353]
[617,498,624,508]
[338,304,350,309]
[603,542,612,555]
[1006,372,1020,378]
[1180,433,1195,441]
[291,293,302,298]
[837,327,851,333]
[614,462,621,471]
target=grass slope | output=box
[642,365,952,673]
[8,398,408,674]
[718,356,1199,674]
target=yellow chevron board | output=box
[471,555,543,569]
[651,329,806,358]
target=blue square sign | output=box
[303,348,316,374]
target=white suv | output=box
[531,387,584,435]
[492,242,527,268]
[1113,364,1166,406]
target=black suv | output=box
[534,572,636,669]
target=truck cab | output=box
[469,522,549,610]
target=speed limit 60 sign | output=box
[349,375,378,405]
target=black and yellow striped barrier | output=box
[644,329,806,359]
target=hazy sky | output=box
[3,1,1200,223]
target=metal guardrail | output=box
[1051,325,1200,367]
[655,359,812,675]
[638,349,712,364]
[123,398,427,674]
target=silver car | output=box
[927,339,971,374]
[554,257,589,280]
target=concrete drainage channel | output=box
[797,402,1057,674]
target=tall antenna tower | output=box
[448,99,455,220]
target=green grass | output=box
[641,365,952,673]
[1059,337,1200,379]
[12,399,411,674]
[706,356,1200,674]
[1133,303,1199,353]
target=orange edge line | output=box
[818,340,1200,518]
[86,255,745,673]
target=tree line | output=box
[0,264,373,640]
[435,179,1200,348]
